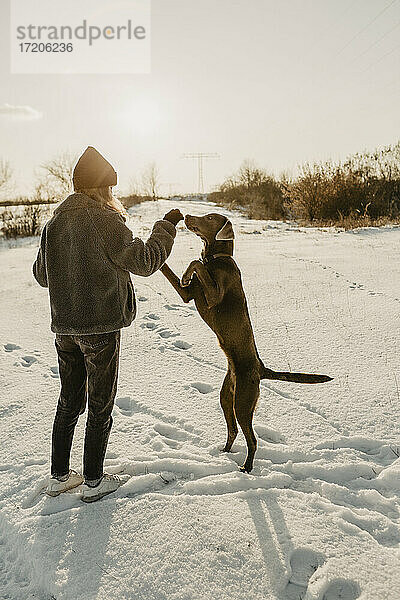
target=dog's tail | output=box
[261,365,332,384]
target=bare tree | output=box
[0,159,13,190]
[40,152,76,198]
[128,176,141,197]
[32,179,61,204]
[141,162,160,200]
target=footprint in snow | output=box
[255,424,286,445]
[285,548,325,599]
[164,304,179,310]
[105,450,119,459]
[138,296,148,302]
[0,402,22,418]
[153,422,189,442]
[115,396,134,416]
[163,304,182,311]
[21,355,37,367]
[154,436,180,450]
[315,437,399,466]
[172,340,191,350]
[158,329,180,339]
[322,578,361,600]
[20,478,51,509]
[144,313,160,320]
[140,321,159,330]
[4,343,21,352]
[190,382,213,394]
[164,303,196,312]
[349,283,364,289]
[50,366,59,378]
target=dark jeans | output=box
[51,330,121,481]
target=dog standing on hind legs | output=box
[161,213,332,473]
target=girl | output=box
[33,146,183,502]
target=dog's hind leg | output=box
[220,368,238,453]
[234,367,259,473]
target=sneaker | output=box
[47,470,84,497]
[81,473,127,503]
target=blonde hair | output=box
[77,186,127,217]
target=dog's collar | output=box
[202,253,233,264]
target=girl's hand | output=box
[163,209,184,226]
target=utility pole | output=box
[182,152,220,194]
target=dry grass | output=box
[0,205,51,238]
[301,214,400,231]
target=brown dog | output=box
[160,213,332,473]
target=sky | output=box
[0,0,399,196]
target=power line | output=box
[182,153,220,194]
[336,0,399,56]
[314,0,363,47]
[351,19,400,63]
[322,0,400,94]
[361,42,400,73]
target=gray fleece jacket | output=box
[32,193,176,335]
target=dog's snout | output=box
[185,215,198,229]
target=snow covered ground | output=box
[1,197,400,600]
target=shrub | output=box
[119,194,150,209]
[212,144,400,226]
[209,160,286,220]
[1,205,44,238]
[283,143,400,223]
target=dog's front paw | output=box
[181,268,194,287]
[181,261,200,287]
[181,275,191,287]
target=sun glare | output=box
[121,100,161,135]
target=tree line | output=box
[0,153,162,207]
[209,142,400,227]
[0,153,163,238]
[1,141,400,233]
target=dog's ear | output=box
[215,219,235,241]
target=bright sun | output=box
[122,100,161,135]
